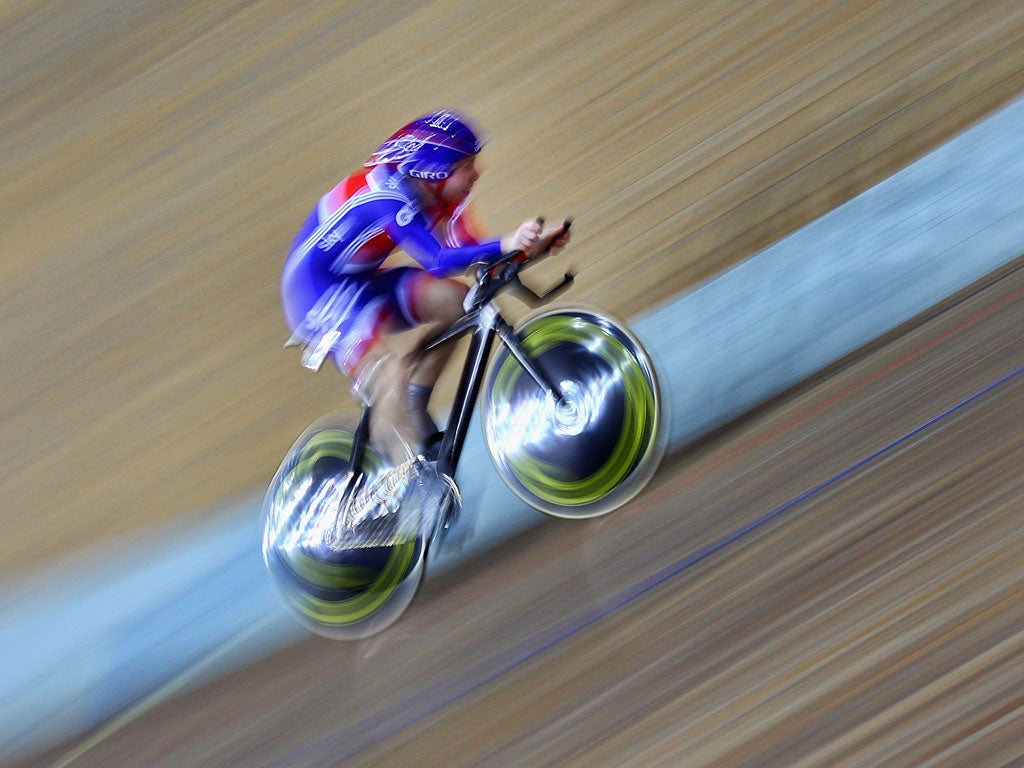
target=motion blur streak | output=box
[267,358,1024,766]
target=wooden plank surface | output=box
[23,237,1024,768]
[2,0,1022,568]
[4,1,1024,764]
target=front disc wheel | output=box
[483,310,664,518]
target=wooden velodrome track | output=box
[3,0,1023,765]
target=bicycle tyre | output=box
[483,310,665,518]
[261,416,427,640]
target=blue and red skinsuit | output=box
[281,164,502,374]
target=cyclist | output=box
[281,109,570,462]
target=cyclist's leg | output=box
[298,268,465,461]
[351,348,419,464]
[344,268,464,460]
[394,270,468,437]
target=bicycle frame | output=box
[425,301,568,476]
[344,243,575,536]
[262,219,667,639]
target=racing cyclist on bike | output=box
[281,110,570,463]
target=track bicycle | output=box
[261,223,665,638]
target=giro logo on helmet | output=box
[415,169,450,181]
[365,110,483,181]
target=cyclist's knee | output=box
[410,274,467,325]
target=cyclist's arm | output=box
[386,204,503,276]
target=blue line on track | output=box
[274,362,1024,766]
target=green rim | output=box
[267,428,422,629]
[487,313,660,514]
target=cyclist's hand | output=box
[501,218,543,256]
[536,220,571,256]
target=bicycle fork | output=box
[431,302,565,479]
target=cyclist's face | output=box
[440,157,480,203]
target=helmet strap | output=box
[412,177,446,202]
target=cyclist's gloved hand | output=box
[500,218,543,256]
[536,219,571,256]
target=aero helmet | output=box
[366,110,482,181]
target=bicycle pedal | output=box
[420,431,444,461]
